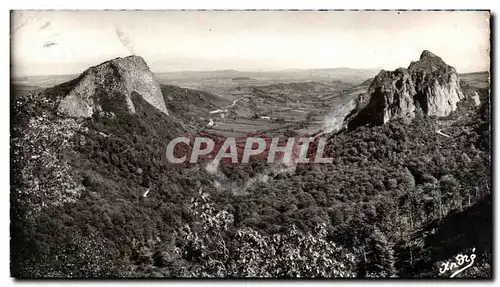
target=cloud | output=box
[12,15,32,34]
[43,42,58,48]
[115,26,136,55]
[39,21,50,30]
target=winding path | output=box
[209,97,243,114]
[436,129,451,138]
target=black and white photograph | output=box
[9,10,492,279]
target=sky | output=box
[11,10,490,77]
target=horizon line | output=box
[12,67,489,79]
[12,66,383,78]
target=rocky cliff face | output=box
[345,50,464,130]
[408,50,464,117]
[54,56,168,117]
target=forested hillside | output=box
[11,75,491,278]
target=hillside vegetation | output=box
[11,64,491,278]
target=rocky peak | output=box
[54,55,168,118]
[420,50,439,60]
[408,51,463,116]
[409,50,451,73]
[344,50,464,130]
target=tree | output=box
[178,190,357,278]
[366,227,396,277]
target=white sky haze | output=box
[11,10,490,77]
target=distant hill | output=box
[156,67,379,85]
[161,84,231,127]
[460,71,489,90]
[232,77,253,81]
[13,67,381,91]
[358,77,374,87]
[12,74,80,88]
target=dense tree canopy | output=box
[11,84,491,278]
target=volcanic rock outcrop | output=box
[50,55,168,117]
[345,50,464,130]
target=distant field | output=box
[202,80,367,137]
[12,74,78,88]
[13,70,486,141]
[11,84,43,95]
[460,71,489,89]
[12,69,373,138]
